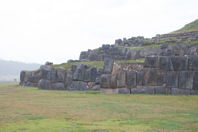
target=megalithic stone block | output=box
[165,72,178,88]
[118,88,130,94]
[126,72,137,88]
[159,56,173,71]
[48,68,57,83]
[38,79,51,90]
[154,87,171,94]
[189,55,198,71]
[193,72,198,90]
[68,81,89,91]
[137,72,143,86]
[56,68,67,82]
[117,71,126,88]
[100,74,117,88]
[143,69,165,86]
[144,56,159,68]
[178,71,193,89]
[170,56,188,71]
[171,88,191,95]
[103,57,114,74]
[20,71,26,84]
[131,86,154,94]
[84,67,97,82]
[73,64,87,81]
[51,83,65,90]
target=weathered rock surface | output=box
[100,55,198,95]
[20,63,101,91]
[103,58,114,74]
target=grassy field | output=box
[0,83,198,132]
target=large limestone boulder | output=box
[131,86,154,94]
[171,88,190,95]
[137,72,143,86]
[103,58,114,74]
[100,74,117,88]
[40,65,53,80]
[126,72,136,88]
[158,56,173,71]
[118,88,130,94]
[68,81,89,90]
[56,67,67,82]
[193,72,198,90]
[73,64,87,81]
[64,71,73,88]
[165,72,178,88]
[144,56,159,68]
[189,56,198,71]
[143,69,166,86]
[38,79,51,90]
[178,71,193,89]
[48,68,57,82]
[51,83,65,90]
[170,56,188,71]
[20,71,34,86]
[84,67,97,82]
[116,71,126,88]
[154,87,171,94]
[20,71,26,85]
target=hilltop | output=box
[173,19,198,33]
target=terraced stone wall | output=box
[100,56,198,95]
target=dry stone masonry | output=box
[20,55,198,95]
[20,63,102,91]
[20,29,198,95]
[79,31,198,61]
[100,56,198,95]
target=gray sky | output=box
[0,0,197,64]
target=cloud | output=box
[0,0,197,63]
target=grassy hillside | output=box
[0,83,198,132]
[53,59,145,70]
[173,19,198,33]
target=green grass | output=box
[117,44,160,50]
[116,58,145,63]
[158,37,198,45]
[173,19,198,33]
[53,61,104,70]
[0,82,198,132]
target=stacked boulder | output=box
[100,56,198,95]
[20,63,102,91]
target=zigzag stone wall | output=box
[20,64,102,91]
[100,56,198,95]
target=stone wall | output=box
[20,56,198,95]
[80,44,198,61]
[20,64,102,91]
[100,56,198,95]
[79,31,198,61]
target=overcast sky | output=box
[0,0,197,64]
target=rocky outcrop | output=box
[20,63,102,91]
[100,56,198,95]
